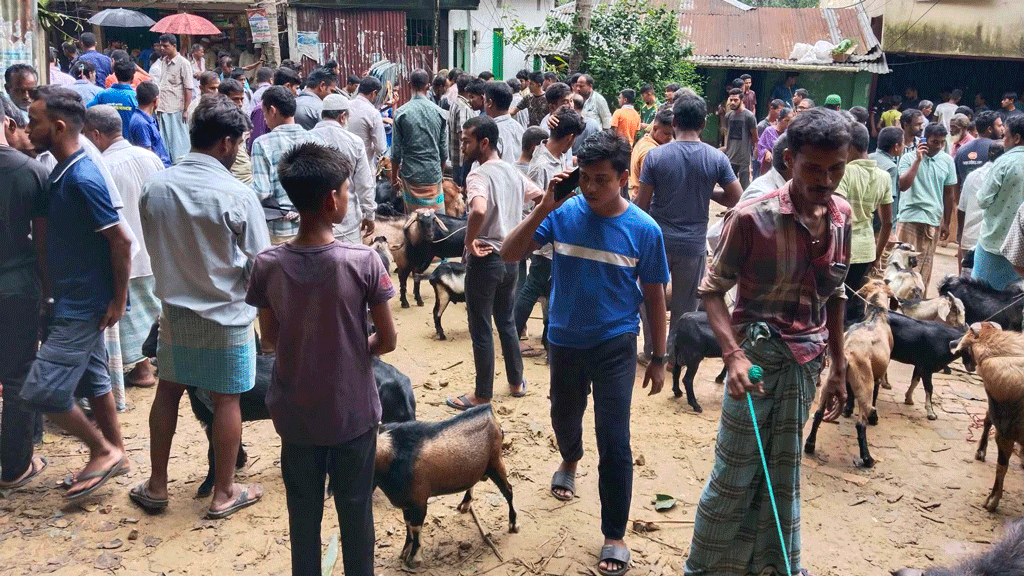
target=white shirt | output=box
[101,139,166,278]
[935,102,959,132]
[959,161,993,251]
[310,119,378,243]
[148,60,163,86]
[347,94,387,166]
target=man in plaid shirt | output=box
[685,108,851,576]
[251,86,324,244]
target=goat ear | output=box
[969,322,982,335]
[937,298,951,319]
[949,339,961,354]
[989,322,1003,331]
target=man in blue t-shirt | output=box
[23,86,131,502]
[127,81,171,167]
[88,57,138,139]
[501,130,669,576]
[74,33,112,88]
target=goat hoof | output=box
[438,333,447,341]
[842,408,853,419]
[975,451,986,462]
[689,401,703,414]
[868,412,879,426]
[904,397,914,406]
[509,522,519,533]
[880,381,892,390]
[415,299,424,307]
[196,485,213,499]
[803,442,816,455]
[714,376,725,384]
[672,388,682,398]
[927,412,937,421]
[401,302,410,309]
[942,367,951,375]
[457,502,471,513]
[984,492,1001,512]
[858,457,875,468]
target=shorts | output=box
[22,317,112,413]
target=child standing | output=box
[517,125,549,175]
[500,130,669,576]
[246,142,397,576]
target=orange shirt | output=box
[610,105,641,145]
[105,69,151,89]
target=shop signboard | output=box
[247,8,273,44]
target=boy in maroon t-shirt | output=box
[246,142,397,576]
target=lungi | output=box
[400,180,443,210]
[157,303,256,395]
[972,246,1022,291]
[685,333,823,576]
[120,275,160,366]
[103,324,126,412]
[895,221,938,296]
[157,111,189,163]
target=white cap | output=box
[322,94,350,112]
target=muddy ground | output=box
[0,217,1013,576]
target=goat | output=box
[441,178,465,216]
[951,322,1024,511]
[375,404,516,567]
[668,311,728,413]
[420,261,466,340]
[806,281,895,468]
[898,294,967,329]
[892,518,1024,576]
[394,209,467,308]
[370,235,394,273]
[938,275,1024,331]
[885,242,926,300]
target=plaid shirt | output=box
[447,95,477,167]
[251,123,324,237]
[698,182,852,364]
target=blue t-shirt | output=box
[640,140,736,256]
[127,109,171,167]
[46,150,119,319]
[75,50,112,87]
[90,85,138,139]
[534,195,670,348]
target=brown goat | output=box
[374,404,516,567]
[952,322,1024,511]
[805,281,895,468]
[442,177,466,217]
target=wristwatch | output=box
[650,355,666,364]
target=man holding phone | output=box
[446,116,543,410]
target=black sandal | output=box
[550,470,575,501]
[597,544,630,576]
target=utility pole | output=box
[262,0,281,67]
[433,0,440,73]
[569,0,593,71]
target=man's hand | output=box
[820,362,847,422]
[538,170,578,214]
[547,114,560,131]
[99,298,126,330]
[642,362,664,396]
[915,141,929,161]
[467,239,493,258]
[361,219,375,237]
[939,223,950,241]
[763,151,773,165]
[724,351,762,399]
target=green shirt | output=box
[835,158,893,264]
[977,145,1024,253]
[636,101,659,140]
[392,94,448,186]
[897,150,956,227]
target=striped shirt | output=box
[251,123,324,238]
[699,183,853,364]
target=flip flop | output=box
[61,460,129,490]
[206,486,262,520]
[510,381,528,398]
[550,470,575,501]
[129,482,168,512]
[597,545,631,576]
[445,394,476,411]
[64,457,125,501]
[0,457,48,490]
[520,345,543,358]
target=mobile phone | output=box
[554,168,580,202]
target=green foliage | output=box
[505,0,703,103]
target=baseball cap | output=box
[322,94,350,112]
[824,94,842,106]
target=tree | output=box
[569,0,594,71]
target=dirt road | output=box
[0,226,1011,576]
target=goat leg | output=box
[804,407,825,455]
[457,488,473,513]
[976,412,992,462]
[843,381,855,419]
[856,421,875,468]
[671,364,683,398]
[714,365,728,384]
[921,373,937,420]
[413,276,424,307]
[985,435,1014,512]
[402,506,427,567]
[905,369,920,406]
[486,459,518,533]
[684,363,702,413]
[398,268,411,308]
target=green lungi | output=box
[685,333,823,576]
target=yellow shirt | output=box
[835,158,894,264]
[629,134,659,197]
[880,108,901,128]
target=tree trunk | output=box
[569,0,593,71]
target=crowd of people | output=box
[3,28,1024,576]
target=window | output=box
[453,30,467,70]
[406,18,434,47]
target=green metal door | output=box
[492,28,503,79]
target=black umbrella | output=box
[87,8,156,28]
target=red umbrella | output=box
[150,13,221,35]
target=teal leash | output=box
[746,365,792,573]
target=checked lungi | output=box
[685,334,823,576]
[157,303,256,395]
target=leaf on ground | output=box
[653,494,677,512]
[97,539,123,550]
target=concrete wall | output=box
[447,0,553,78]
[879,0,1024,59]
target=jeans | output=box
[845,261,873,322]
[642,253,705,355]
[281,427,377,576]
[514,255,551,346]
[549,333,637,540]
[466,253,523,400]
[0,296,41,482]
[731,163,751,190]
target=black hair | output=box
[484,80,513,111]
[478,70,494,81]
[975,110,999,135]
[112,57,134,82]
[849,106,869,125]
[989,142,1005,162]
[358,76,382,95]
[529,71,544,85]
[109,49,130,63]
[456,73,473,94]
[545,82,570,105]
[794,88,809,98]
[0,95,24,127]
[1007,114,1024,141]
[48,46,59,63]
[640,84,654,95]
[273,67,301,87]
[955,105,974,119]
[730,79,744,89]
[665,83,680,93]
[728,87,742,97]
[550,106,585,140]
[306,67,338,89]
[447,68,461,82]
[190,43,204,55]
[31,86,85,130]
[433,75,446,90]
[849,121,869,152]
[347,73,361,85]
[772,133,788,174]
[579,74,594,87]
[567,73,581,87]
[463,115,499,150]
[409,69,430,90]
[506,78,520,93]
[198,70,219,88]
[571,93,585,111]
[279,142,353,212]
[218,54,232,67]
[577,129,630,173]
[218,78,245,96]
[769,99,784,110]
[888,94,902,107]
[256,67,274,84]
[672,94,707,131]
[157,33,177,49]
[149,52,160,65]
[136,80,159,107]
[80,32,97,48]
[620,89,635,104]
[877,126,903,154]
[777,107,791,121]
[516,69,530,81]
[654,108,673,127]
[70,60,94,80]
[543,71,558,82]
[465,78,486,97]
[5,63,35,87]
[785,108,851,156]
[61,40,77,56]
[522,126,548,154]
[900,108,923,127]
[280,59,300,72]
[923,121,948,139]
[262,85,297,117]
[191,94,249,150]
[740,73,751,81]
[1004,92,1018,102]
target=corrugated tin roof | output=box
[530,0,888,73]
